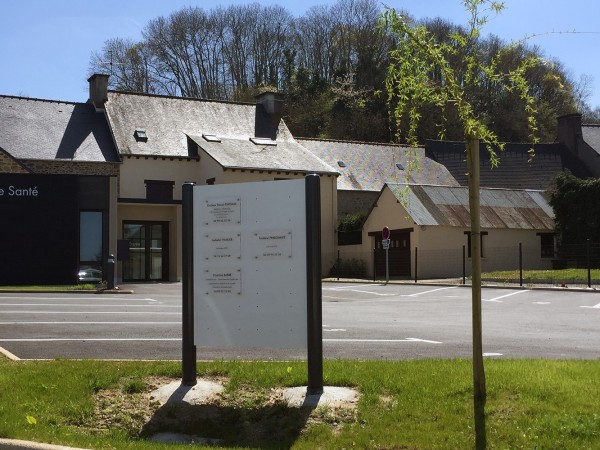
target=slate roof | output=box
[0,95,119,162]
[387,183,554,230]
[105,91,336,174]
[188,135,338,174]
[582,124,600,155]
[298,138,459,191]
[425,140,592,190]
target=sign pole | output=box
[382,226,390,284]
[306,174,323,395]
[182,182,197,386]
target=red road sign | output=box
[382,226,390,240]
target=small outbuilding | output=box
[348,183,555,280]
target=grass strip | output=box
[481,268,600,284]
[0,358,599,449]
[0,284,97,291]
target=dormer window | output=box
[134,129,148,142]
[202,134,221,143]
[337,160,346,168]
[250,137,277,146]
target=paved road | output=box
[0,282,598,360]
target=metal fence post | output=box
[414,247,418,283]
[373,248,376,282]
[519,243,523,287]
[587,238,592,288]
[462,245,466,285]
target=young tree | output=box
[380,2,539,448]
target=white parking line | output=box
[581,303,600,309]
[0,321,180,325]
[325,284,385,290]
[0,304,178,308]
[0,338,180,342]
[324,338,442,344]
[0,296,157,302]
[0,311,180,315]
[483,290,527,303]
[404,286,459,297]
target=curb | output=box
[0,439,89,450]
[0,288,134,294]
[322,278,599,293]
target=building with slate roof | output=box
[425,140,593,190]
[88,75,339,281]
[0,95,120,285]
[352,183,556,279]
[298,138,458,217]
[557,113,600,177]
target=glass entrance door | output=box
[123,222,168,281]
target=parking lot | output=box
[0,282,598,360]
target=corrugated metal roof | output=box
[188,135,337,174]
[388,183,554,230]
[299,139,459,191]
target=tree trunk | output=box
[466,136,487,449]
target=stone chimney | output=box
[254,90,285,139]
[87,73,109,109]
[557,113,582,157]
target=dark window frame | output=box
[537,232,555,258]
[145,179,175,203]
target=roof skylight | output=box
[202,134,221,143]
[250,137,277,146]
[337,160,346,167]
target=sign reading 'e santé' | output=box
[0,184,40,197]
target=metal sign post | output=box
[382,227,390,284]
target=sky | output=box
[1,0,599,108]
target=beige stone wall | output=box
[354,186,552,279]
[119,156,199,199]
[118,154,338,279]
[220,169,338,275]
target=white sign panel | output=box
[193,179,307,349]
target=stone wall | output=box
[0,151,29,173]
[20,160,119,176]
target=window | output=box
[202,134,221,142]
[539,233,555,258]
[133,129,148,142]
[80,211,103,262]
[145,180,174,202]
[465,231,487,258]
[79,211,103,282]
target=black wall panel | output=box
[0,175,79,285]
